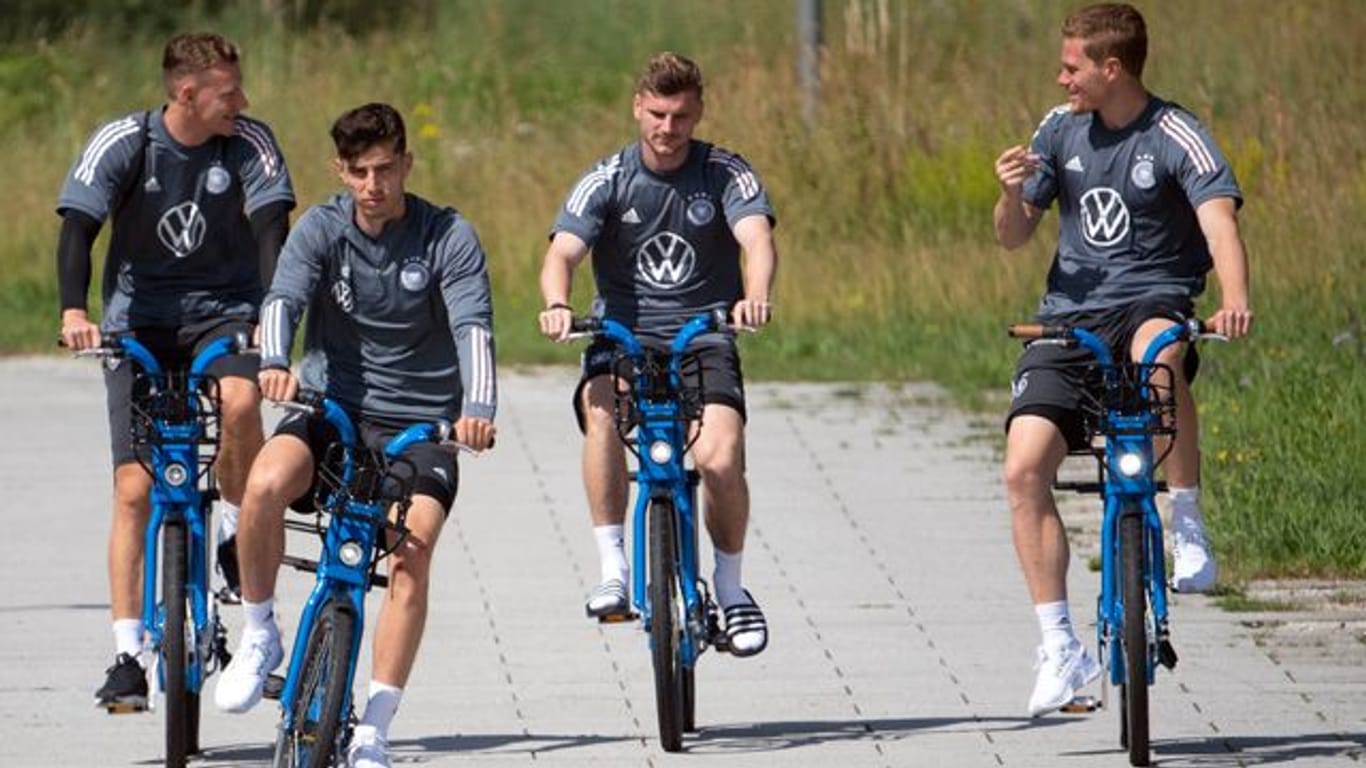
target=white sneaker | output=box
[1027,642,1101,717]
[214,629,283,713]
[1171,517,1218,593]
[346,724,390,768]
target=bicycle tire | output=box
[682,666,696,732]
[162,520,191,768]
[272,602,356,768]
[1120,506,1150,766]
[648,498,685,752]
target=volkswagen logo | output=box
[636,232,696,290]
[156,201,207,258]
[1079,187,1130,247]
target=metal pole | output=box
[797,0,822,128]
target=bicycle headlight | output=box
[163,463,189,487]
[648,440,674,465]
[338,540,365,567]
[1116,452,1145,478]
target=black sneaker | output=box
[95,653,148,712]
[216,535,242,604]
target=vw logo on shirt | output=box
[1079,187,1130,247]
[636,231,696,290]
[156,201,207,258]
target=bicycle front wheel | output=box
[162,520,193,768]
[1120,505,1150,766]
[648,498,685,752]
[272,602,356,768]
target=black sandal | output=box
[723,590,768,657]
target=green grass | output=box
[3,0,1364,582]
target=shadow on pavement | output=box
[1063,731,1366,766]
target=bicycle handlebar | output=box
[66,332,252,384]
[1007,318,1223,370]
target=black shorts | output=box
[572,339,747,432]
[104,318,259,468]
[273,411,459,515]
[1005,297,1200,451]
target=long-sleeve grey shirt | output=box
[260,192,496,426]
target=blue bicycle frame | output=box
[577,309,729,752]
[1063,324,1191,687]
[598,313,721,658]
[273,397,449,766]
[127,335,238,693]
[1018,317,1213,766]
[93,332,244,766]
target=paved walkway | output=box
[0,359,1361,766]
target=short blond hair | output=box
[162,32,240,96]
[1062,3,1147,78]
[636,52,703,99]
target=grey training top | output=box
[57,108,295,331]
[260,193,497,426]
[551,140,774,340]
[1022,96,1242,320]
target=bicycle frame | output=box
[123,335,237,700]
[275,398,446,749]
[1065,324,1192,689]
[1014,317,1214,765]
[588,312,724,669]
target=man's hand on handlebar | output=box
[60,308,102,351]
[454,416,496,452]
[259,367,299,404]
[731,298,772,330]
[538,303,575,343]
[1207,306,1253,339]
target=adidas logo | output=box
[621,207,641,224]
[1065,156,1085,173]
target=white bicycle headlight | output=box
[163,463,189,487]
[338,540,365,567]
[648,440,674,465]
[1116,452,1145,478]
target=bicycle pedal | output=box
[596,610,638,624]
[1058,695,1102,713]
[99,698,149,714]
[1158,640,1179,670]
[215,586,242,605]
[263,674,285,701]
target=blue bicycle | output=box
[1009,317,1222,767]
[78,333,246,767]
[571,310,737,752]
[264,394,459,768]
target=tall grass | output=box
[2,0,1362,579]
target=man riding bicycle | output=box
[992,3,1253,716]
[56,32,294,711]
[537,52,778,657]
[213,102,496,768]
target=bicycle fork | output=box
[1098,493,1178,690]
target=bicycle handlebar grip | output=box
[1008,323,1069,340]
[570,317,602,334]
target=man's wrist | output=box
[545,301,572,311]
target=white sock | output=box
[1035,600,1078,652]
[241,597,277,636]
[593,524,628,583]
[1169,485,1201,527]
[713,548,745,608]
[218,501,240,541]
[359,680,403,737]
[113,618,144,661]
